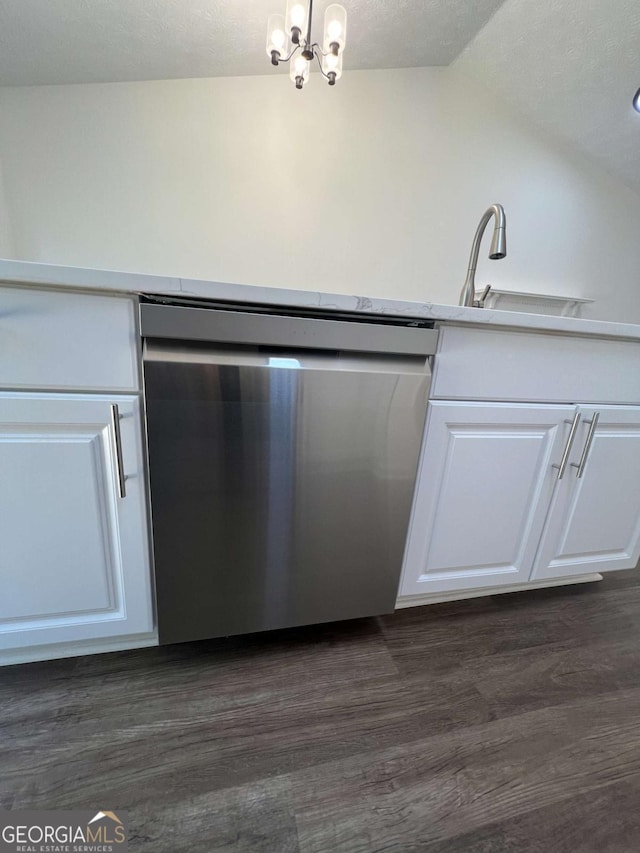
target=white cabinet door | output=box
[400,401,575,597]
[0,393,154,650]
[531,405,640,580]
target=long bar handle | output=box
[110,404,127,498]
[552,411,581,480]
[570,412,600,478]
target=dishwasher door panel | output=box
[144,349,430,643]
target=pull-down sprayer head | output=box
[489,219,506,260]
[459,204,507,307]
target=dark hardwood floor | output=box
[3,571,640,851]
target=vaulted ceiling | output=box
[455,0,640,194]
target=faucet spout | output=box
[459,203,507,307]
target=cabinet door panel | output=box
[400,402,574,596]
[0,394,153,650]
[532,406,640,579]
[1,430,115,620]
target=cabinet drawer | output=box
[0,286,139,391]
[432,325,640,404]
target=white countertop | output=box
[2,257,640,342]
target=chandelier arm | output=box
[279,43,302,63]
[313,46,331,80]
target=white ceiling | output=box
[455,0,640,194]
[0,0,506,85]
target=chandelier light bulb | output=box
[322,50,343,85]
[266,13,288,64]
[327,19,342,40]
[290,55,310,89]
[290,4,306,27]
[285,0,308,42]
[323,4,347,53]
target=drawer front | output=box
[0,286,139,391]
[432,325,640,404]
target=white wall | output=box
[0,155,14,258]
[0,67,639,321]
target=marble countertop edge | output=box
[0,257,638,342]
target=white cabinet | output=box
[532,406,640,580]
[0,285,155,664]
[0,393,154,653]
[400,400,640,601]
[400,401,575,597]
[399,325,640,606]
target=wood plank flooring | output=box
[3,571,640,851]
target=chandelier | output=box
[266,1,347,90]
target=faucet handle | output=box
[473,284,492,308]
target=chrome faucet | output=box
[459,204,507,307]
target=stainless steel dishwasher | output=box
[140,296,438,644]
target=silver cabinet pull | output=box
[552,411,581,479]
[110,404,127,498]
[570,412,600,478]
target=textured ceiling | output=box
[455,0,640,194]
[0,0,505,85]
